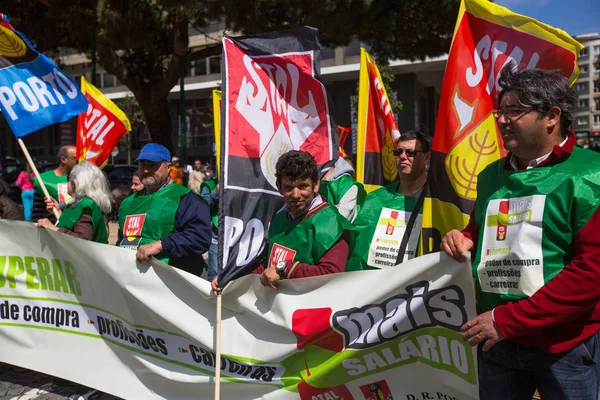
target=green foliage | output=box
[2,0,459,149]
[114,96,146,126]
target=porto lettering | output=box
[0,68,79,121]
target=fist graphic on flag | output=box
[223,32,335,191]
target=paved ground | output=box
[0,364,120,400]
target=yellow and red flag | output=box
[76,76,131,168]
[420,0,583,254]
[212,89,222,176]
[355,48,401,193]
[337,125,351,158]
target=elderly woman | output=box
[37,162,112,243]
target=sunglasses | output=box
[393,148,424,158]
[492,106,534,119]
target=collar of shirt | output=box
[506,133,574,171]
[285,194,324,221]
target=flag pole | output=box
[17,139,60,219]
[214,293,222,400]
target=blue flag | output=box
[0,14,88,137]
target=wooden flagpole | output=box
[214,293,222,400]
[17,138,60,219]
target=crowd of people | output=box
[1,65,600,398]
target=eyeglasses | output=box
[393,148,424,158]
[492,106,534,119]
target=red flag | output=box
[77,76,131,168]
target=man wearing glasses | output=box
[117,143,212,276]
[348,130,430,270]
[442,65,600,399]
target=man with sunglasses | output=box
[117,143,212,276]
[348,130,430,270]
[442,65,600,399]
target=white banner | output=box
[0,221,478,399]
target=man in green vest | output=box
[199,166,219,281]
[212,150,356,292]
[442,65,600,399]
[349,130,430,270]
[35,145,77,220]
[117,143,212,276]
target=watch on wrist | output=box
[275,261,287,279]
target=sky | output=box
[495,0,599,37]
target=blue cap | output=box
[135,143,171,163]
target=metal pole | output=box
[179,56,187,163]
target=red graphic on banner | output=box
[359,380,394,400]
[298,380,354,400]
[123,214,146,238]
[292,308,344,353]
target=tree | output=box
[4,0,221,152]
[3,0,459,150]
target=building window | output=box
[208,56,221,75]
[594,115,600,126]
[321,46,335,60]
[577,117,588,126]
[594,45,600,56]
[580,65,589,73]
[575,82,587,92]
[579,99,589,108]
[596,98,600,111]
[580,47,589,57]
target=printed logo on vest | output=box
[269,243,296,266]
[57,183,68,203]
[496,200,509,241]
[359,380,394,400]
[119,214,146,250]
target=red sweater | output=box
[463,133,600,353]
[252,201,350,278]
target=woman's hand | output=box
[37,218,59,231]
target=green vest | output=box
[34,170,68,201]
[348,182,423,270]
[56,196,108,244]
[118,183,191,263]
[200,178,219,229]
[319,174,366,213]
[267,203,357,270]
[473,147,600,311]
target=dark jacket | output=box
[0,196,22,220]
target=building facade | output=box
[573,33,600,148]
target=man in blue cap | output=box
[117,143,212,276]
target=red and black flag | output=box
[217,26,339,286]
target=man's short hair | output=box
[498,62,577,136]
[275,150,319,187]
[397,130,431,153]
[56,146,70,163]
